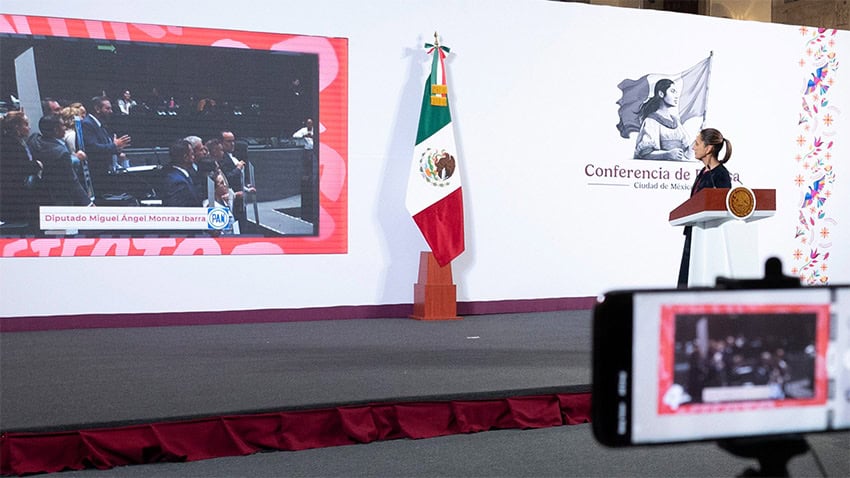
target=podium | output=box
[669,187,776,287]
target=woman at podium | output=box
[677,128,733,287]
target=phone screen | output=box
[594,286,850,445]
[593,286,850,446]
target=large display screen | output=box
[0,15,347,256]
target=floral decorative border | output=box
[792,27,839,284]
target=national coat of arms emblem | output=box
[418,148,456,187]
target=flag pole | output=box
[700,51,714,130]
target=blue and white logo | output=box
[207,207,231,230]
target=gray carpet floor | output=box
[1,311,591,431]
[51,425,850,477]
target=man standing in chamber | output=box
[634,79,693,161]
[81,96,131,197]
[677,128,733,287]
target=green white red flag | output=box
[405,36,464,267]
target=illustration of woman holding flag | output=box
[633,78,694,161]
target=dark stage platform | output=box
[1,310,847,476]
[1,311,590,432]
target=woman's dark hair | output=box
[700,128,732,164]
[637,78,675,121]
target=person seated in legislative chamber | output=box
[117,90,137,116]
[59,103,94,201]
[27,114,92,208]
[60,103,87,158]
[202,169,231,208]
[219,130,246,191]
[184,135,211,200]
[41,97,61,116]
[161,139,201,207]
[219,130,254,223]
[677,127,733,287]
[81,96,132,194]
[201,169,239,235]
[1,111,43,229]
[204,138,225,171]
[204,137,248,207]
[634,79,693,161]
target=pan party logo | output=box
[207,206,231,230]
[419,148,456,187]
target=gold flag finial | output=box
[429,32,448,107]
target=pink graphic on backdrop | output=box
[47,18,68,36]
[91,239,132,256]
[2,239,29,256]
[131,239,179,256]
[172,238,223,255]
[313,206,336,242]
[231,242,286,255]
[0,16,15,33]
[84,20,107,39]
[11,16,31,34]
[59,239,97,257]
[271,37,339,92]
[29,239,63,256]
[109,22,131,41]
[211,39,250,49]
[319,143,347,202]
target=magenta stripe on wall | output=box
[0,297,596,332]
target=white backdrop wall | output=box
[0,0,847,318]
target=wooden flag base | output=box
[410,251,462,321]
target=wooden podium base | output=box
[410,251,462,321]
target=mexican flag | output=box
[405,38,464,267]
